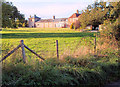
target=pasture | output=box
[2,28,96,60]
[1,28,119,86]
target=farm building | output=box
[28,10,81,28]
[28,15,41,28]
[35,16,68,28]
[68,10,81,27]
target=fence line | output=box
[24,44,45,60]
[0,44,21,63]
[0,40,45,63]
[1,37,98,63]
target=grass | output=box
[2,57,119,86]
[2,28,97,59]
[1,28,119,86]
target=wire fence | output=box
[1,36,118,64]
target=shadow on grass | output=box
[2,29,36,32]
[2,32,97,39]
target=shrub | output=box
[70,23,74,29]
[74,20,81,29]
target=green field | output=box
[2,28,96,59]
[1,28,119,86]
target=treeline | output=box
[71,1,120,43]
[77,1,120,63]
[2,1,28,28]
[82,1,120,40]
[79,1,108,29]
[70,1,120,59]
[72,1,120,31]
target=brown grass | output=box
[60,46,93,60]
[60,36,118,60]
[97,37,118,55]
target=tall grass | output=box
[2,56,119,86]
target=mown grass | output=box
[1,28,119,86]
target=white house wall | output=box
[35,21,68,28]
[28,20,34,28]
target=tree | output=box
[78,1,108,29]
[24,20,28,27]
[0,1,2,28]
[2,1,26,28]
[2,2,14,28]
[100,2,120,65]
[109,2,120,65]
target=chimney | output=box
[53,16,55,20]
[77,10,79,14]
[34,14,36,18]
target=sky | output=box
[7,0,98,20]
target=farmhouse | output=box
[28,10,81,28]
[36,17,68,28]
[68,10,81,27]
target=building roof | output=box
[34,15,40,19]
[69,13,81,18]
[36,18,68,23]
[54,18,68,22]
[30,15,40,19]
[78,13,83,18]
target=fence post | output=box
[20,40,26,63]
[94,35,97,56]
[56,40,59,60]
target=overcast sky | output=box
[7,0,98,19]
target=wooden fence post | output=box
[94,35,97,56]
[20,40,26,63]
[56,40,59,59]
[1,40,45,63]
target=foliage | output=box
[70,23,74,29]
[78,1,108,29]
[100,2,120,48]
[74,20,81,29]
[2,1,28,28]
[2,55,120,86]
[110,2,120,42]
[77,1,120,30]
